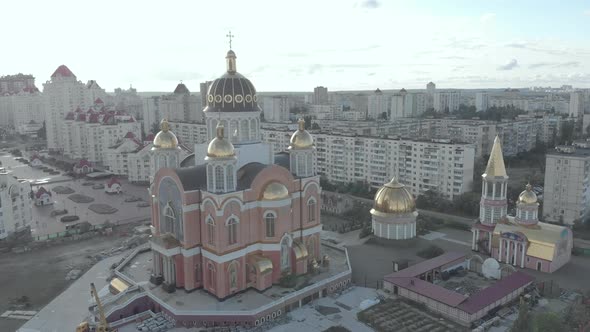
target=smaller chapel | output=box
[472,136,572,273]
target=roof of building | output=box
[494,219,570,261]
[483,136,507,178]
[75,159,92,168]
[174,165,207,191]
[35,186,51,198]
[51,65,75,78]
[124,132,135,139]
[173,83,190,94]
[371,177,416,216]
[457,271,534,314]
[107,177,121,188]
[179,154,195,168]
[95,97,104,104]
[274,152,290,170]
[384,252,466,279]
[388,277,467,307]
[236,162,267,190]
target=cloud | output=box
[505,42,527,48]
[480,13,496,23]
[528,61,581,69]
[358,0,380,9]
[497,59,518,71]
[440,56,467,60]
[444,37,486,50]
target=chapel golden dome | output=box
[152,119,179,149]
[518,184,538,204]
[371,177,416,216]
[289,118,314,150]
[206,124,235,158]
[261,182,289,200]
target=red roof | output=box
[95,97,104,104]
[51,65,75,78]
[35,187,51,198]
[65,112,75,120]
[145,133,155,141]
[388,277,467,307]
[384,252,466,279]
[107,177,121,188]
[457,271,534,314]
[124,132,135,139]
[76,159,92,168]
[89,114,100,123]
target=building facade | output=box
[543,143,590,225]
[0,171,32,240]
[367,88,388,120]
[433,91,460,112]
[472,136,573,273]
[312,86,329,105]
[475,92,489,112]
[261,95,291,122]
[160,83,202,123]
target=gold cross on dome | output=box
[226,30,234,49]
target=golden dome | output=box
[207,124,235,158]
[261,182,289,200]
[518,184,538,204]
[289,118,314,150]
[152,119,179,149]
[371,178,416,216]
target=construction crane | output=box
[76,283,115,332]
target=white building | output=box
[309,104,343,120]
[433,91,460,112]
[61,104,141,164]
[0,86,44,131]
[143,96,161,136]
[475,92,489,112]
[313,86,329,105]
[43,65,105,152]
[368,88,388,119]
[570,91,585,118]
[427,82,436,95]
[0,171,32,240]
[543,143,590,225]
[261,95,291,122]
[160,83,202,123]
[114,86,143,120]
[391,90,428,119]
[390,89,406,120]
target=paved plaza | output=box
[0,153,150,237]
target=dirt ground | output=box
[0,224,139,332]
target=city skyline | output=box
[2,0,590,92]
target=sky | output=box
[3,0,590,92]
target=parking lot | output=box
[0,152,150,238]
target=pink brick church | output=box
[148,49,322,299]
[471,136,572,273]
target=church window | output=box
[265,212,275,237]
[280,237,290,270]
[228,261,238,290]
[240,120,249,141]
[226,165,234,190]
[215,166,224,192]
[206,216,215,245]
[164,203,175,234]
[227,217,238,245]
[308,198,316,223]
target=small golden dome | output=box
[261,182,289,200]
[207,124,235,158]
[153,119,179,149]
[518,184,538,204]
[371,178,416,216]
[289,118,314,150]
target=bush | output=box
[278,272,297,288]
[444,220,471,231]
[417,245,444,259]
[359,226,372,239]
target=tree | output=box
[37,121,46,140]
[303,115,312,130]
[311,122,321,130]
[532,312,563,332]
[510,301,531,332]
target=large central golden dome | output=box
[261,182,289,200]
[289,118,314,150]
[152,119,179,149]
[518,184,538,204]
[207,124,235,158]
[371,178,416,216]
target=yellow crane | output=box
[77,283,111,332]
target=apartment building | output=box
[0,171,32,240]
[543,143,590,225]
[433,91,460,112]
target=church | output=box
[147,48,322,299]
[471,136,572,273]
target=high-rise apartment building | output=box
[114,86,143,120]
[368,88,388,119]
[569,91,585,118]
[0,171,32,240]
[426,82,436,95]
[543,143,590,225]
[475,92,489,112]
[160,83,201,123]
[199,81,213,108]
[433,91,460,112]
[261,95,291,122]
[313,86,329,105]
[143,96,161,136]
[0,74,36,95]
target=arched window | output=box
[228,261,238,291]
[250,118,257,140]
[206,216,215,245]
[230,120,238,142]
[215,166,224,192]
[307,198,316,223]
[280,237,290,270]
[164,203,175,234]
[226,165,234,191]
[227,217,238,245]
[240,120,249,141]
[208,263,216,289]
[207,165,214,190]
[265,212,275,237]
